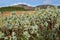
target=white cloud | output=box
[9,2,34,7]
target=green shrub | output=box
[0,6,60,40]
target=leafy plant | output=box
[0,6,60,40]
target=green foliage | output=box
[0,6,60,40]
[0,7,25,12]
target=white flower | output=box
[23,31,30,38]
[30,25,39,34]
[12,32,15,36]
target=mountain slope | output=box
[0,4,60,11]
[36,5,60,9]
[0,4,35,11]
[0,6,26,11]
[13,4,35,10]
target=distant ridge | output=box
[0,4,60,11]
[13,4,35,10]
[36,5,60,9]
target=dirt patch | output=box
[2,11,35,16]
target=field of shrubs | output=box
[0,6,60,40]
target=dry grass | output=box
[2,11,35,16]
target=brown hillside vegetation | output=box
[2,11,35,16]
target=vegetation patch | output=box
[0,6,60,40]
[0,7,25,12]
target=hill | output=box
[0,6,25,11]
[36,5,60,9]
[0,4,34,11]
[0,4,60,11]
[13,4,35,10]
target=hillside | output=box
[0,4,34,11]
[36,5,60,9]
[0,6,25,11]
[0,4,60,11]
[13,4,35,10]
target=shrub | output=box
[0,6,60,40]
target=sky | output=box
[0,0,60,7]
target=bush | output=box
[0,6,60,40]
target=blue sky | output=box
[0,0,60,7]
